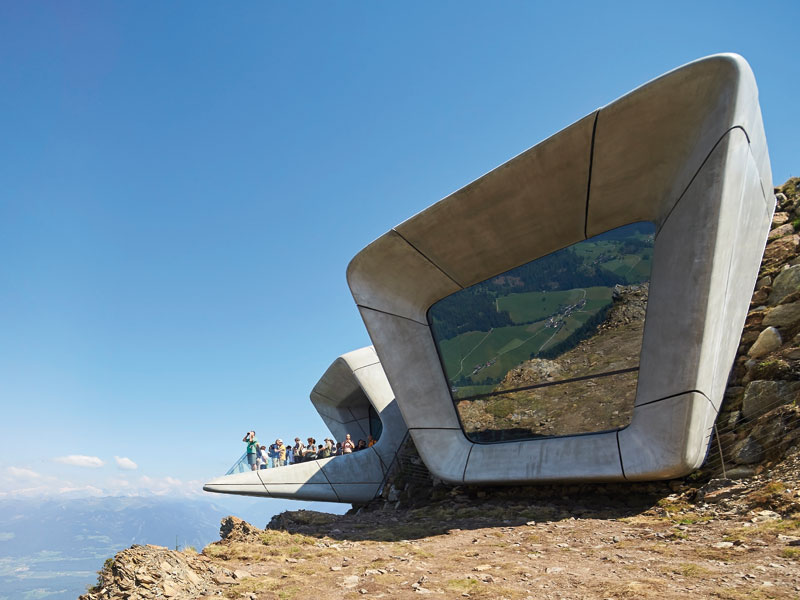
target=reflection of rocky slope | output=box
[458,284,648,441]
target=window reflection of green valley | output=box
[428,222,655,443]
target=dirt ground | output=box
[191,449,800,600]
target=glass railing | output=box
[226,452,251,475]
[222,443,380,475]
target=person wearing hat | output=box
[276,439,287,466]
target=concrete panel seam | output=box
[321,415,366,427]
[462,443,475,484]
[635,389,713,409]
[656,125,750,237]
[583,111,600,240]
[369,445,389,473]
[317,462,343,503]
[615,431,628,481]
[311,389,340,405]
[352,360,381,372]
[356,304,429,327]
[392,228,466,290]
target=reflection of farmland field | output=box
[439,286,614,395]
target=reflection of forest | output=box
[457,284,648,443]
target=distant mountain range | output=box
[0,494,340,600]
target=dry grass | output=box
[724,518,800,542]
[595,578,664,598]
[780,547,800,560]
[444,577,525,599]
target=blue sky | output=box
[1,2,798,505]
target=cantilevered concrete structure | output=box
[204,54,772,503]
[347,53,773,485]
[203,347,407,502]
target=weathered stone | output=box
[768,223,795,241]
[763,302,800,328]
[783,347,800,360]
[725,410,742,428]
[748,327,782,358]
[697,478,746,503]
[756,275,772,289]
[732,437,765,464]
[769,265,800,305]
[749,357,792,380]
[742,380,800,419]
[772,212,790,227]
[724,466,757,479]
[723,387,745,410]
[161,581,180,597]
[745,310,767,330]
[752,288,770,305]
[762,234,800,268]
[184,569,202,585]
[748,405,800,461]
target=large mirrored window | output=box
[428,222,655,443]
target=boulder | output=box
[768,223,796,241]
[744,309,767,330]
[751,288,770,305]
[723,386,745,410]
[763,301,800,328]
[742,380,800,419]
[724,466,757,479]
[731,437,765,464]
[756,275,773,289]
[772,212,790,227]
[747,327,782,358]
[748,404,800,461]
[769,265,800,305]
[762,234,800,268]
[740,330,760,346]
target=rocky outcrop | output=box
[602,283,648,329]
[711,177,800,479]
[499,358,563,388]
[219,515,263,542]
[79,545,218,600]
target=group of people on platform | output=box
[242,430,376,471]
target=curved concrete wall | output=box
[203,347,407,503]
[347,54,773,484]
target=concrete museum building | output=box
[204,53,773,502]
